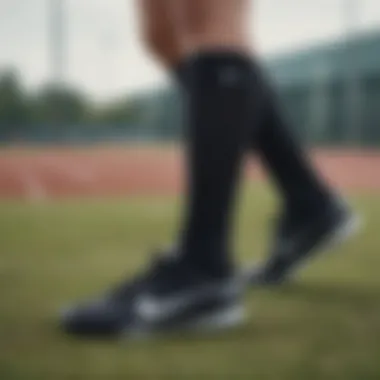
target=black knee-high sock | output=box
[179,52,261,277]
[176,60,331,217]
[255,83,331,214]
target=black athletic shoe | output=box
[60,256,151,337]
[60,253,245,338]
[245,199,360,285]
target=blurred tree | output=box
[32,85,89,125]
[0,69,32,141]
[0,70,30,125]
[96,98,141,125]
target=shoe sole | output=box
[244,212,363,285]
[123,304,246,340]
[182,304,245,332]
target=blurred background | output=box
[0,1,380,379]
[0,0,379,146]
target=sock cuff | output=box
[183,50,259,92]
[176,50,270,91]
[186,50,253,71]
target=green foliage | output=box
[31,85,89,124]
[0,70,141,129]
[0,70,31,125]
[96,98,141,124]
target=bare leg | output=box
[138,0,183,66]
[138,0,250,62]
[183,0,250,53]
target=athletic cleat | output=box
[245,199,361,285]
[60,253,245,339]
[60,255,155,337]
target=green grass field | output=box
[1,186,380,380]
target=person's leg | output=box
[179,0,331,216]
[137,0,183,67]
[137,0,251,276]
[175,0,261,277]
[60,0,255,337]
[138,1,358,285]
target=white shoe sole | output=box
[123,304,246,340]
[183,304,246,332]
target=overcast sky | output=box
[0,0,379,100]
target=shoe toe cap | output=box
[59,299,126,337]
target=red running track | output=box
[0,146,379,200]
